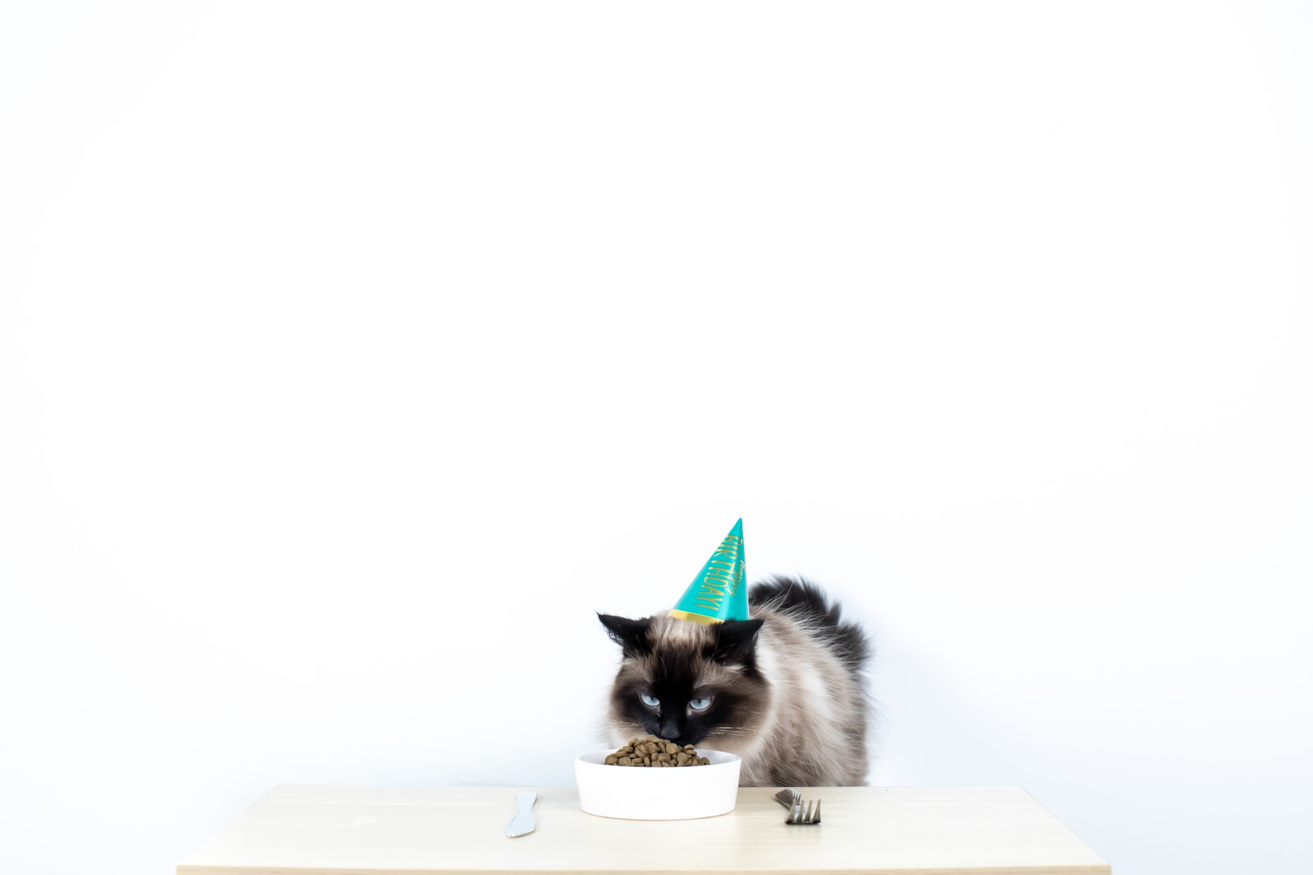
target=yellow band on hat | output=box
[667,609,724,625]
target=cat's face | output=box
[598,613,769,749]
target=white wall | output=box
[2,3,1310,874]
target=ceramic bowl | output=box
[574,748,741,820]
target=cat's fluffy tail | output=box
[748,576,871,675]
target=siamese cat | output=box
[599,576,870,786]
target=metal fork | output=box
[773,789,822,825]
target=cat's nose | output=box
[658,718,682,740]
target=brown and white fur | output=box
[598,577,870,786]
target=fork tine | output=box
[790,797,803,824]
[813,798,822,823]
[805,799,815,823]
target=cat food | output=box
[605,736,711,767]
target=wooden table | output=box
[178,785,1110,875]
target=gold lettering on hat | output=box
[690,535,743,609]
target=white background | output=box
[2,2,1311,874]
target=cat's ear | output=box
[712,618,765,664]
[597,614,653,657]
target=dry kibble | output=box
[604,735,712,767]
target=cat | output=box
[598,576,871,786]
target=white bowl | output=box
[574,748,741,820]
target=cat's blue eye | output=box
[688,696,713,712]
[639,693,660,709]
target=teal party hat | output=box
[669,519,749,623]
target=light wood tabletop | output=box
[178,785,1109,875]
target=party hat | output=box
[669,519,749,623]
